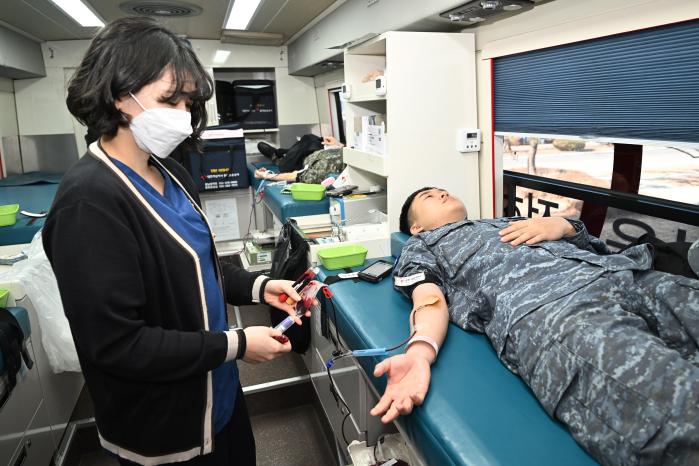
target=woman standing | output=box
[43,17,304,466]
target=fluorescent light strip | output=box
[224,0,263,30]
[213,50,231,64]
[49,0,104,27]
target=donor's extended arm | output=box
[370,283,449,424]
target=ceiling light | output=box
[224,0,262,30]
[448,13,465,22]
[321,61,343,68]
[49,0,104,27]
[213,50,231,64]
[468,16,485,22]
[480,1,499,10]
[503,3,523,11]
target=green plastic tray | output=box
[317,244,368,270]
[0,204,19,227]
[289,183,326,201]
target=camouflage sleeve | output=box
[296,149,344,184]
[296,161,326,184]
[393,237,445,299]
[564,219,612,255]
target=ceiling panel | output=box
[259,0,334,38]
[0,0,94,41]
[90,0,229,39]
[0,0,338,42]
[246,0,287,32]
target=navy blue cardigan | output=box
[43,144,257,464]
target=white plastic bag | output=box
[0,231,80,373]
[347,434,416,466]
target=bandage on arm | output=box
[263,170,298,182]
[406,283,449,364]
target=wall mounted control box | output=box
[374,76,387,96]
[457,128,481,153]
[340,83,351,100]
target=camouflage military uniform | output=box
[296,149,344,184]
[394,217,699,466]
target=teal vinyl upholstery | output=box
[317,232,597,466]
[0,307,31,376]
[0,178,59,245]
[261,184,329,223]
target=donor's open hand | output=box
[499,216,576,246]
[370,353,431,423]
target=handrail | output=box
[503,170,699,227]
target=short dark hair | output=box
[399,187,436,235]
[66,17,213,148]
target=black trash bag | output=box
[268,221,311,353]
[0,308,34,394]
[624,233,696,279]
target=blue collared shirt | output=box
[110,157,237,433]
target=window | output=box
[599,208,698,252]
[502,135,699,207]
[503,136,614,190]
[639,146,699,205]
[327,87,347,145]
[500,134,699,252]
[494,20,699,257]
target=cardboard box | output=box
[244,241,274,266]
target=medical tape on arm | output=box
[406,296,442,359]
[409,295,440,330]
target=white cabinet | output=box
[0,246,84,462]
[275,67,320,126]
[342,32,481,232]
[14,67,75,136]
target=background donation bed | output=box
[0,173,60,246]
[248,161,330,223]
[247,161,278,191]
[316,232,598,466]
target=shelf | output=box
[346,80,386,104]
[343,148,387,177]
[243,128,279,134]
[346,34,386,56]
[343,31,480,232]
[348,94,386,104]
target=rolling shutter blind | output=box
[493,20,699,143]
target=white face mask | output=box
[128,92,193,159]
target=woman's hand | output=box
[499,217,576,246]
[370,352,432,424]
[262,280,310,325]
[242,326,291,363]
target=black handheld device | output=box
[357,260,394,283]
[326,185,358,197]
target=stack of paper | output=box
[290,214,334,239]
